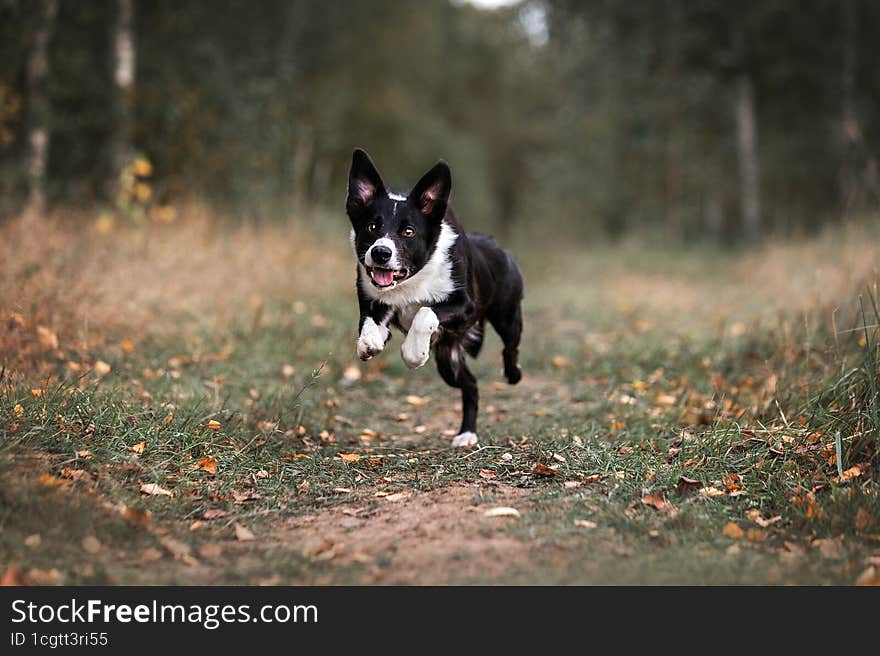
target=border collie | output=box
[346,148,523,447]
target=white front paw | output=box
[400,307,438,369]
[357,318,390,361]
[451,431,478,448]
[401,335,431,368]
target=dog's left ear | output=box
[411,160,452,219]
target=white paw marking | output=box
[451,431,478,448]
[400,307,438,368]
[357,317,390,360]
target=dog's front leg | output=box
[400,307,439,369]
[357,310,392,361]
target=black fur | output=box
[346,148,523,442]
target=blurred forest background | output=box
[1,0,879,243]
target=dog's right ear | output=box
[347,148,385,215]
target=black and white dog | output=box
[346,148,523,447]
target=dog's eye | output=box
[401,226,416,238]
[367,222,379,233]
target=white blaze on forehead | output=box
[387,191,407,201]
[365,236,401,269]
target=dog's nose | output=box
[370,245,392,265]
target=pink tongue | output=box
[372,269,395,286]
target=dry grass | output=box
[1,206,352,378]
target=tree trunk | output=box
[735,71,761,243]
[839,0,861,214]
[22,0,58,222]
[109,0,135,200]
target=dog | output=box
[346,148,523,447]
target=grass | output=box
[1,210,879,585]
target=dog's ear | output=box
[411,160,451,219]
[347,148,385,213]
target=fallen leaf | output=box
[840,466,861,481]
[384,492,409,502]
[93,360,111,376]
[24,534,42,549]
[122,507,152,528]
[654,393,677,406]
[722,472,741,493]
[13,403,24,418]
[532,463,559,477]
[746,528,767,543]
[195,455,218,475]
[234,524,256,541]
[342,365,362,382]
[37,473,65,487]
[282,364,295,378]
[405,395,430,406]
[340,452,360,463]
[856,566,879,586]
[76,449,91,458]
[120,338,136,353]
[552,355,570,368]
[552,452,567,463]
[81,535,102,554]
[479,469,497,479]
[484,507,520,518]
[205,419,221,431]
[0,566,29,586]
[132,441,146,454]
[202,509,228,520]
[30,389,43,398]
[140,483,173,497]
[676,475,701,494]
[722,522,744,540]
[641,494,668,511]
[574,519,597,529]
[699,486,726,498]
[745,509,782,527]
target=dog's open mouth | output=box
[367,266,408,288]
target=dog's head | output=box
[346,148,452,291]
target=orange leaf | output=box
[195,455,218,475]
[722,521,744,540]
[479,469,496,479]
[122,507,152,528]
[532,463,559,477]
[132,441,146,454]
[340,452,361,463]
[234,524,256,541]
[205,420,221,431]
[641,494,668,511]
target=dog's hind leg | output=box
[489,301,523,385]
[435,341,479,447]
